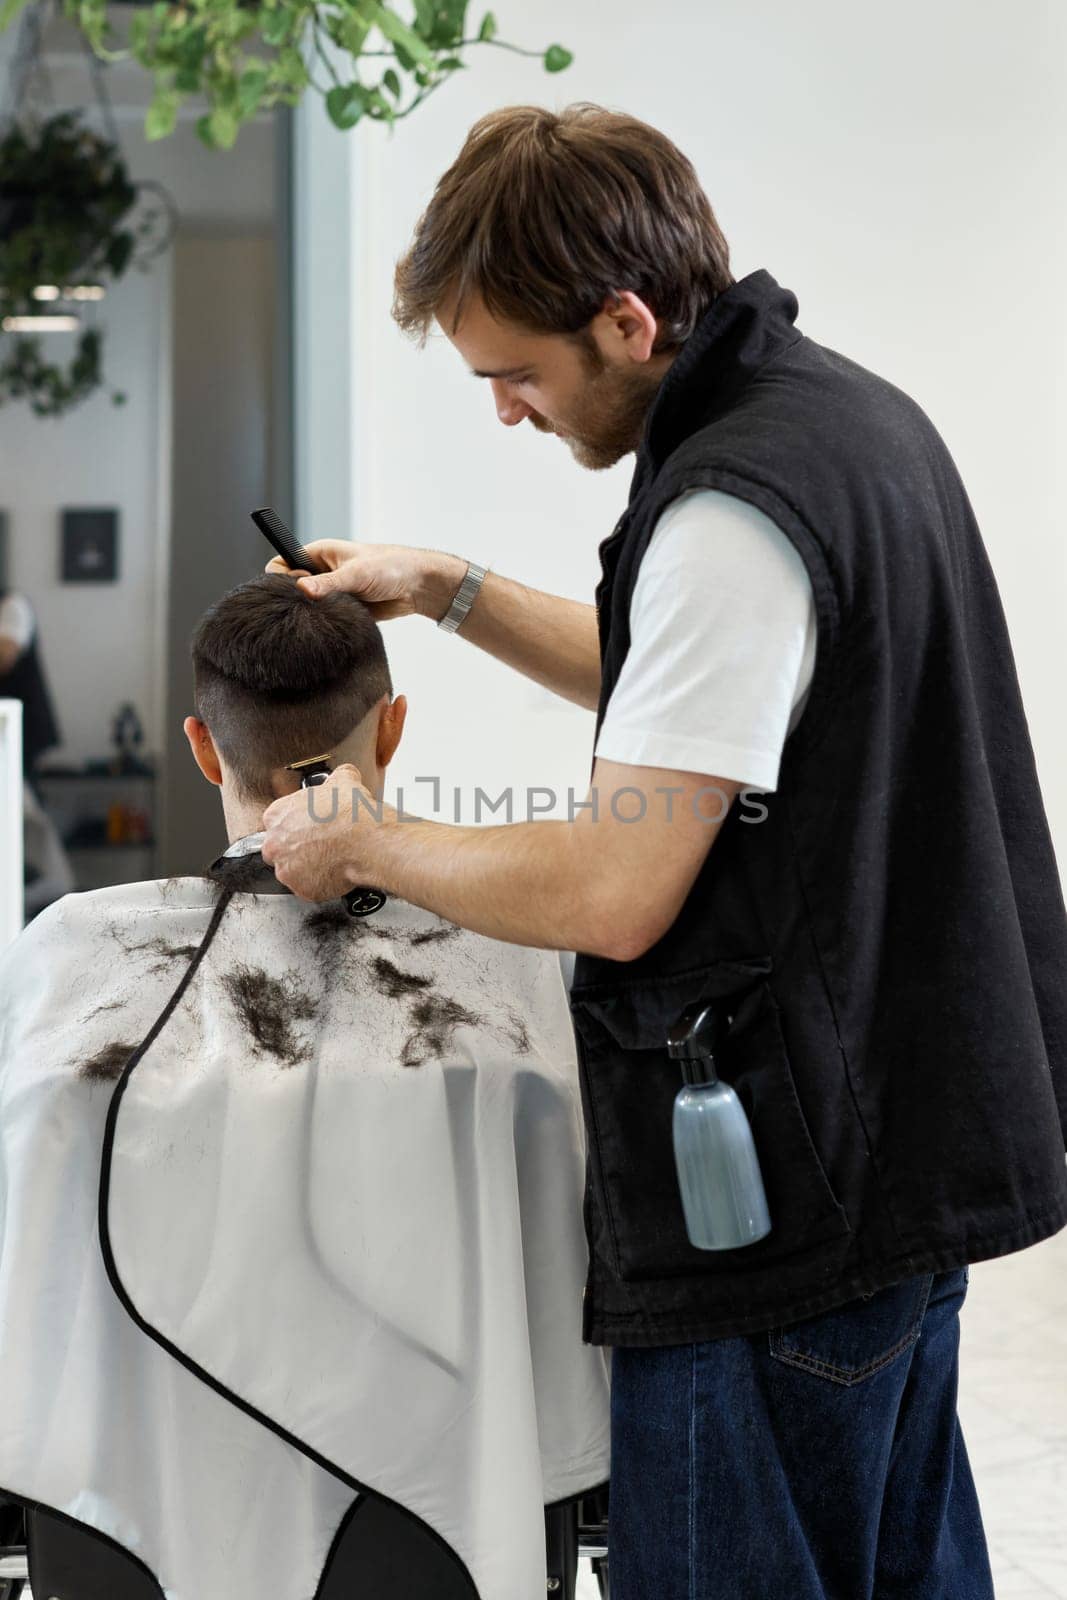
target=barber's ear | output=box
[376,694,407,770]
[183,716,224,787]
[593,289,660,364]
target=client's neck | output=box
[223,747,382,844]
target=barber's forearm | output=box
[420,554,601,712]
[355,812,621,958]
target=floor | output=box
[575,1227,1067,1599]
[955,1228,1067,1597]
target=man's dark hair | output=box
[191,576,392,802]
[393,103,734,350]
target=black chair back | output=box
[27,1507,164,1599]
[27,1494,479,1599]
[27,1487,609,1597]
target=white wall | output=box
[296,0,1067,851]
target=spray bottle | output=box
[668,998,772,1251]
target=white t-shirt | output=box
[594,489,817,794]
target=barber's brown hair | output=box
[393,103,733,349]
[191,576,392,802]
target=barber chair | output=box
[0,1485,610,1599]
[547,1485,610,1597]
[0,1497,27,1600]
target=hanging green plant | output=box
[0,324,116,417]
[0,0,574,150]
[0,111,170,417]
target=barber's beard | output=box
[528,352,662,471]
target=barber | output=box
[262,105,1067,1600]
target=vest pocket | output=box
[569,960,852,1283]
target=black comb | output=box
[251,508,325,574]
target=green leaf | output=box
[73,0,109,51]
[195,112,216,147]
[261,5,294,46]
[438,55,464,70]
[104,230,135,276]
[176,24,208,63]
[325,82,368,129]
[238,62,269,115]
[410,0,436,36]
[410,0,465,48]
[477,11,496,41]
[543,43,573,73]
[174,61,201,91]
[144,88,179,141]
[207,104,239,147]
[0,0,30,31]
[128,10,153,54]
[382,67,401,97]
[367,2,434,66]
[337,12,371,54]
[277,45,309,87]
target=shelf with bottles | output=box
[33,701,160,890]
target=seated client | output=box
[0,576,609,1600]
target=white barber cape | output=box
[0,871,610,1600]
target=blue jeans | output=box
[609,1269,993,1599]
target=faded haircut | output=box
[191,575,392,802]
[393,103,734,350]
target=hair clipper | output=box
[287,754,387,918]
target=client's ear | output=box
[183,716,224,787]
[375,694,407,770]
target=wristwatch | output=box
[437,560,488,634]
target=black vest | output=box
[0,591,60,776]
[570,271,1067,1348]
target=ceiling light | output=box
[32,285,61,301]
[64,285,106,302]
[2,315,81,333]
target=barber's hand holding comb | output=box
[266,540,467,624]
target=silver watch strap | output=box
[438,560,488,634]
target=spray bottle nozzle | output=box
[667,1000,723,1061]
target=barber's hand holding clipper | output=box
[261,761,395,902]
